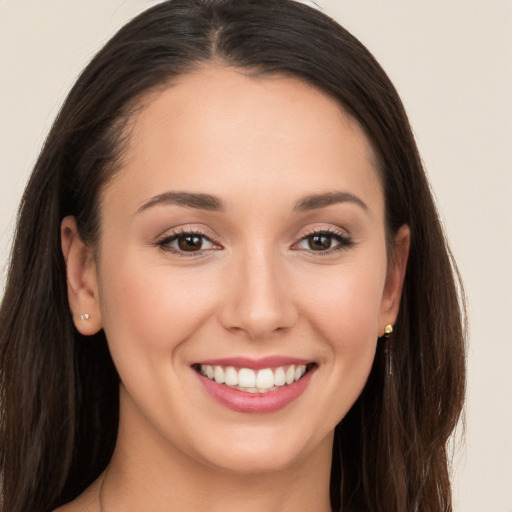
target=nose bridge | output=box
[219,242,297,339]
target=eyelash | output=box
[156,229,221,258]
[156,227,353,257]
[293,227,354,255]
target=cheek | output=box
[300,257,386,342]
[97,253,218,360]
[319,279,381,366]
[296,256,386,406]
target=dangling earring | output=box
[79,313,90,321]
[383,324,394,376]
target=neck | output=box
[100,400,333,512]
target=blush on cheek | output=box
[308,285,383,342]
[101,261,217,356]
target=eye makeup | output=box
[155,224,355,259]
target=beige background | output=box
[1,1,511,510]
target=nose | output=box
[218,247,298,340]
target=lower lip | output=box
[196,369,315,414]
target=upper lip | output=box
[193,356,314,370]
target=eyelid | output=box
[155,226,223,257]
[291,226,354,254]
[153,224,354,257]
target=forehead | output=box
[104,65,383,215]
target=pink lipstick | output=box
[193,357,316,413]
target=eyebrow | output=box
[294,191,368,212]
[137,190,368,215]
[137,191,226,213]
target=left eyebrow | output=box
[293,191,369,212]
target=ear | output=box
[61,216,102,335]
[378,224,410,336]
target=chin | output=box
[192,426,330,475]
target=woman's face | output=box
[69,66,408,475]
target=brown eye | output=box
[157,231,218,255]
[307,234,333,251]
[177,234,203,252]
[295,229,353,254]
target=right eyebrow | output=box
[136,191,226,214]
[293,191,369,213]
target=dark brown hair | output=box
[0,1,465,511]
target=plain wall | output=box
[1,1,511,510]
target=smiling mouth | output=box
[192,363,316,394]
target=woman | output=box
[0,1,466,511]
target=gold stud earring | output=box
[79,313,90,321]
[384,324,393,336]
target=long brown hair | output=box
[0,1,466,510]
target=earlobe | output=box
[378,224,410,336]
[61,216,102,335]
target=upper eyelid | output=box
[155,225,352,247]
[155,230,222,258]
[302,226,346,235]
[156,225,218,242]
[296,225,351,240]
[292,226,354,252]
[158,231,219,245]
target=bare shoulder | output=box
[52,477,101,512]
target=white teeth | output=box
[274,367,286,386]
[238,368,256,388]
[214,366,225,384]
[255,368,274,389]
[199,363,311,392]
[285,365,295,385]
[224,366,238,386]
[295,365,307,381]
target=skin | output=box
[58,66,409,512]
